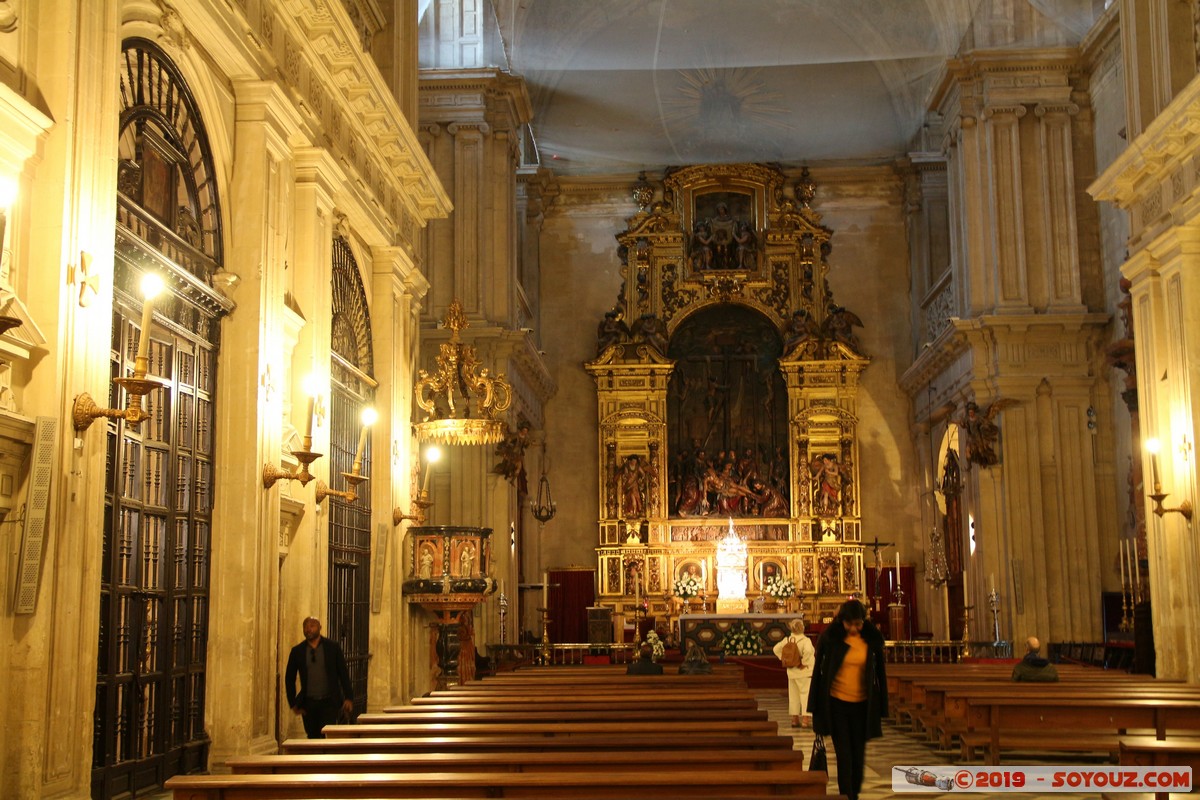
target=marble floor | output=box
[756,689,1113,800]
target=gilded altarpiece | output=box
[585,165,870,624]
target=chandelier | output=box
[414,299,513,446]
[530,441,557,524]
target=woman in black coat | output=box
[806,599,888,800]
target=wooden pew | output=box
[355,706,769,725]
[383,697,761,713]
[280,733,798,755]
[227,748,806,775]
[321,718,781,738]
[411,689,759,705]
[922,682,1200,749]
[1118,735,1200,800]
[962,697,1200,764]
[166,767,828,798]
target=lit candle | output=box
[1118,541,1127,597]
[1146,438,1162,491]
[301,373,320,441]
[353,408,377,472]
[136,273,165,362]
[422,446,441,493]
[1131,541,1141,598]
[542,571,549,608]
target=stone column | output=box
[1127,229,1200,680]
[3,1,120,795]
[207,81,307,764]
[930,50,1112,643]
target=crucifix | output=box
[864,535,895,602]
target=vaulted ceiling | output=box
[475,0,1102,175]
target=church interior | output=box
[3,0,1200,797]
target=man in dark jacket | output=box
[1011,636,1059,682]
[807,600,887,800]
[285,617,354,738]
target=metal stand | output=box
[987,588,1003,649]
[498,592,509,645]
[960,603,973,658]
[537,607,551,665]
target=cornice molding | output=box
[274,0,450,223]
[0,83,53,176]
[1090,73,1200,208]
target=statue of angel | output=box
[958,398,1018,468]
[820,304,865,351]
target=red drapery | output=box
[548,569,595,643]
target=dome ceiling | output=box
[474,0,1101,175]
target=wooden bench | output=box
[321,718,781,738]
[166,767,828,798]
[963,697,1200,764]
[280,733,798,755]
[227,748,807,775]
[356,707,769,725]
[384,697,761,713]
[922,683,1200,749]
[412,689,759,704]
[1117,735,1200,800]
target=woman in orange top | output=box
[807,600,888,800]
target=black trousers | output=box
[829,696,869,800]
[301,696,341,739]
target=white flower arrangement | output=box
[673,574,702,599]
[642,630,665,661]
[766,576,796,599]
[721,622,763,656]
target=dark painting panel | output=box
[667,305,788,518]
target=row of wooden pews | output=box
[167,664,841,798]
[889,663,1200,770]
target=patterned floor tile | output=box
[756,690,1106,799]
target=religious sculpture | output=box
[820,304,865,352]
[618,454,647,519]
[418,544,435,580]
[493,423,531,494]
[459,543,475,577]
[810,452,845,517]
[957,398,1016,468]
[596,309,631,354]
[629,313,668,354]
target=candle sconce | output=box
[1145,438,1193,522]
[262,447,322,489]
[73,273,169,432]
[315,407,376,504]
[316,472,367,504]
[72,373,168,432]
[393,489,434,526]
[1149,489,1193,522]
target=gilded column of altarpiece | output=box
[584,165,870,623]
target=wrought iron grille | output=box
[95,38,223,800]
[328,237,375,715]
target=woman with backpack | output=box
[772,617,815,727]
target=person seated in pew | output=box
[678,642,713,675]
[1011,636,1059,682]
[626,643,664,675]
